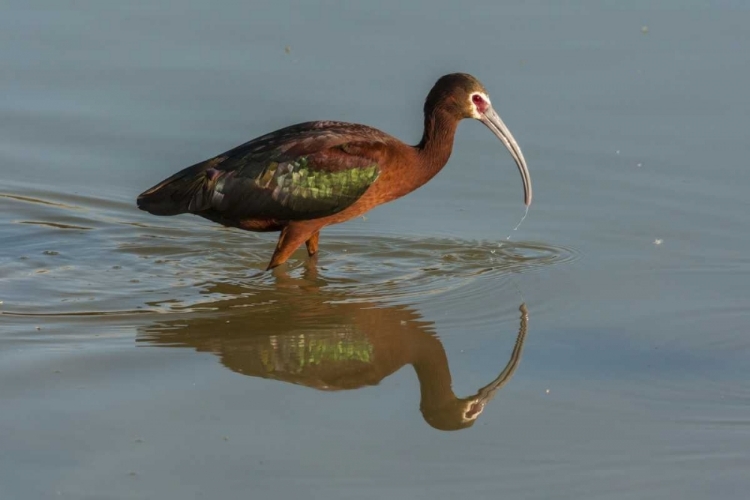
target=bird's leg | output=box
[305,232,320,257]
[266,223,319,270]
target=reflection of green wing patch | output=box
[254,158,378,215]
[259,332,375,375]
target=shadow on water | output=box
[139,267,529,431]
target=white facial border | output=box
[470,92,492,118]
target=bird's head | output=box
[425,73,532,206]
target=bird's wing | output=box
[202,148,380,220]
[138,121,386,221]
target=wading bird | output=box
[137,73,531,270]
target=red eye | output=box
[472,94,487,112]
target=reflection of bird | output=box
[138,270,529,431]
[137,73,531,269]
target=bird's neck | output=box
[410,332,459,413]
[415,108,459,183]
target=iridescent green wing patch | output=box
[259,332,375,375]
[256,157,379,215]
[211,154,380,220]
[195,124,388,221]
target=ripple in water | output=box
[0,186,578,318]
[294,234,578,304]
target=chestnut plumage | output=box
[137,73,532,270]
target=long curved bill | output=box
[479,107,532,206]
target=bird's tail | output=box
[136,160,215,216]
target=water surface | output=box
[2,1,749,499]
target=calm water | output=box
[2,1,750,499]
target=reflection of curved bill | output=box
[422,304,528,430]
[138,270,529,431]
